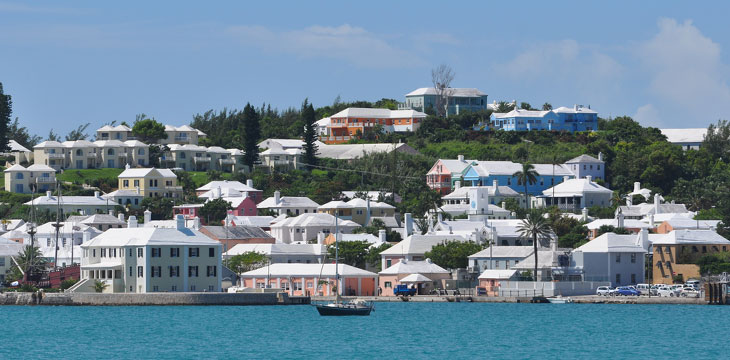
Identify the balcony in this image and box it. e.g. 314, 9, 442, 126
35, 177, 56, 184
166, 186, 183, 192
428, 182, 452, 189
193, 156, 211, 162
219, 158, 235, 165
48, 153, 65, 159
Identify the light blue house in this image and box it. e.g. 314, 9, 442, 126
490, 105, 598, 132
571, 231, 647, 286
461, 161, 575, 196
400, 87, 488, 116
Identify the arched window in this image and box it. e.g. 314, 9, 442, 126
76, 149, 82, 156
107, 149, 114, 155
16, 173, 24, 179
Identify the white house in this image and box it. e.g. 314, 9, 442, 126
537, 176, 613, 210
571, 232, 647, 286
72, 215, 222, 293
25, 191, 114, 216
0, 238, 24, 283
257, 191, 320, 216
223, 243, 326, 264
269, 213, 360, 244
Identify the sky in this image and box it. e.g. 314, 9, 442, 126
2, 1, 730, 138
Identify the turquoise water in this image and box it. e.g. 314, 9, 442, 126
1, 303, 727, 359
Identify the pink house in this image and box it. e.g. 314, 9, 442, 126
426, 156, 474, 195
477, 269, 519, 296
239, 263, 378, 296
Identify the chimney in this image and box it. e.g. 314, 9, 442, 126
274, 190, 281, 205
654, 193, 661, 215
82, 231, 90, 244
649, 214, 655, 228
246, 179, 254, 188
633, 182, 641, 193
94, 191, 100, 198
510, 212, 516, 219
598, 152, 603, 161
0, 223, 6, 232
501, 201, 506, 209
581, 207, 588, 222
46, 191, 52, 198
108, 209, 114, 216
636, 228, 649, 250
448, 225, 453, 234
378, 229, 387, 243
118, 213, 125, 223
617, 210, 625, 229
215, 186, 221, 199
626, 196, 632, 206
143, 209, 152, 224
586, 175, 592, 183
317, 232, 325, 245
574, 104, 578, 111
457, 154, 465, 162
454, 181, 461, 190
404, 213, 414, 237
128, 215, 138, 228
175, 214, 185, 230
563, 176, 569, 182
193, 216, 201, 230
492, 179, 498, 190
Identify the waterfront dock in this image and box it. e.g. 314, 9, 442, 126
0, 291, 311, 306
312, 295, 707, 305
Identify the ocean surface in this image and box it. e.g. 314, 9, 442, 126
1, 302, 727, 359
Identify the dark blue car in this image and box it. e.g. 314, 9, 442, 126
616, 286, 640, 296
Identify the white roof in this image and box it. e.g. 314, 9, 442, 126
541, 178, 612, 197
493, 109, 553, 119
443, 186, 519, 200
224, 243, 325, 257
97, 124, 131, 132
124, 140, 148, 147
470, 160, 573, 177
25, 194, 108, 206
196, 180, 256, 192
77, 214, 126, 225
435, 158, 476, 174
258, 196, 319, 209
576, 233, 646, 253
26, 164, 56, 172
478, 269, 519, 280
399, 273, 433, 283
62, 140, 96, 148
330, 107, 426, 119
257, 139, 306, 150
240, 263, 376, 278
167, 144, 209, 152
650, 230, 730, 245
229, 216, 276, 227
118, 168, 176, 179
8, 140, 30, 152
379, 259, 449, 275
585, 219, 651, 230
34, 140, 63, 148
0, 238, 24, 257
565, 154, 603, 164
103, 189, 144, 198
660, 218, 720, 230
469, 246, 534, 259
4, 164, 26, 172
93, 140, 126, 148
553, 106, 598, 114
405, 87, 487, 97
317, 143, 418, 160
270, 213, 359, 229
318, 200, 352, 209
81, 227, 220, 248
660, 128, 707, 144
380, 234, 469, 256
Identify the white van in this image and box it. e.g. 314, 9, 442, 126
635, 284, 650, 295
686, 280, 700, 290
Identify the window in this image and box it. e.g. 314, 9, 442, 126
169, 266, 180, 277
129, 248, 133, 257
207, 266, 217, 277
137, 248, 143, 258
209, 247, 215, 257
123, 180, 129, 187
151, 248, 161, 257
151, 266, 161, 278
631, 274, 636, 284
631, 253, 637, 263
307, 281, 313, 288
133, 180, 140, 187
495, 260, 500, 268
189, 266, 199, 277
92, 248, 96, 257
189, 248, 199, 257
137, 266, 143, 277
170, 248, 180, 257
172, 286, 177, 292
138, 148, 145, 155
101, 248, 106, 257
190, 285, 196, 292
153, 286, 159, 292
386, 259, 391, 267
384, 281, 392, 288
615, 254, 621, 263
615, 274, 621, 284
0, 258, 4, 267
129, 266, 133, 277
209, 285, 215, 291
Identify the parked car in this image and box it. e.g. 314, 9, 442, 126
393, 284, 417, 296
657, 285, 680, 297
616, 286, 640, 296
650, 284, 660, 296
635, 284, 651, 295
596, 286, 614, 296
680, 286, 700, 298
686, 280, 701, 290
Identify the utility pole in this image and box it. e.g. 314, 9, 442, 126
52, 181, 63, 270
24, 186, 37, 283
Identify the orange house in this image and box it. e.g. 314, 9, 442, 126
323, 108, 426, 144
239, 263, 378, 296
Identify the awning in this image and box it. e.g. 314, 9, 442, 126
400, 273, 432, 283
81, 262, 123, 270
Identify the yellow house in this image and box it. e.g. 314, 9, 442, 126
117, 168, 183, 199
651, 230, 730, 284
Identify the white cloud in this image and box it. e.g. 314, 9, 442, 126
633, 104, 662, 127
226, 24, 425, 68
638, 18, 730, 126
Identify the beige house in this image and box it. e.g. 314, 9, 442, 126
33, 140, 66, 171
260, 143, 302, 171
32, 138, 149, 170
72, 215, 222, 293
117, 168, 182, 199
96, 124, 206, 146
4, 164, 57, 194
96, 124, 133, 141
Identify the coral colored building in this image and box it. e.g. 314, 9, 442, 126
323, 108, 426, 144
239, 263, 378, 296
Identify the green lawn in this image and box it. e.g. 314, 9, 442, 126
57, 168, 124, 185
188, 171, 233, 187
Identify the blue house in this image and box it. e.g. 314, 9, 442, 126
489, 105, 597, 132
400, 87, 488, 116
461, 161, 575, 196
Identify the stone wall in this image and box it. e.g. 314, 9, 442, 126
0, 291, 304, 306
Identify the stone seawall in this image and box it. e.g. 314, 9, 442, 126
0, 292, 310, 306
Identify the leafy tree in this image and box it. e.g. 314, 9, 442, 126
242, 103, 261, 170
513, 163, 539, 209
47, 129, 60, 142
424, 241, 483, 269
132, 118, 167, 143
596, 225, 630, 237
199, 198, 233, 225
517, 210, 553, 279
173, 170, 197, 199
365, 242, 393, 271
147, 144, 168, 168
140, 197, 175, 221
228, 251, 268, 273
0, 82, 11, 151
206, 169, 223, 181
60, 277, 78, 290
301, 99, 318, 167
496, 101, 515, 113
65, 123, 91, 141
93, 279, 108, 293
327, 240, 370, 269
520, 102, 536, 110
703, 119, 730, 161
13, 245, 48, 282
542, 103, 553, 111
352, 218, 402, 242
7, 118, 42, 149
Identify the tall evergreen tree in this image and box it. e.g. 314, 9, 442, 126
242, 103, 260, 170
0, 82, 12, 152
301, 99, 318, 167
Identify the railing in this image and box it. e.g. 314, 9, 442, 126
219, 158, 235, 165
193, 156, 211, 162
48, 153, 65, 159
428, 182, 451, 188
35, 177, 56, 183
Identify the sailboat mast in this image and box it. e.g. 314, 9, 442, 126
334, 212, 340, 303
53, 181, 62, 270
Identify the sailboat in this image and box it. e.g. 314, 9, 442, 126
315, 212, 373, 316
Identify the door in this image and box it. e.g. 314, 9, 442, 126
108, 159, 115, 168
15, 184, 23, 193
76, 160, 83, 169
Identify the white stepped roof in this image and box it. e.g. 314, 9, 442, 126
443, 186, 519, 199
405, 87, 487, 97
576, 233, 646, 253
62, 140, 96, 148
399, 273, 433, 283
649, 230, 730, 245
553, 106, 597, 114
224, 243, 325, 257
478, 269, 519, 279
118, 168, 176, 178
318, 200, 352, 209
270, 213, 359, 229
379, 259, 449, 275
34, 141, 63, 148
660, 128, 707, 144
240, 263, 376, 278
26, 164, 56, 172
330, 107, 426, 119
541, 178, 612, 197
258, 196, 319, 209
4, 164, 26, 172
196, 180, 256, 192
585, 219, 651, 230
380, 234, 469, 256
469, 246, 534, 259
566, 154, 603, 164
82, 227, 219, 247
8, 140, 30, 152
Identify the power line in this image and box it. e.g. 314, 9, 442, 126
298, 162, 424, 181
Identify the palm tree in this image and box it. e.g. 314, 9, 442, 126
15, 245, 47, 280
517, 210, 553, 281
513, 163, 539, 209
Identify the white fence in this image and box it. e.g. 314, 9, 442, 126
499, 281, 610, 297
